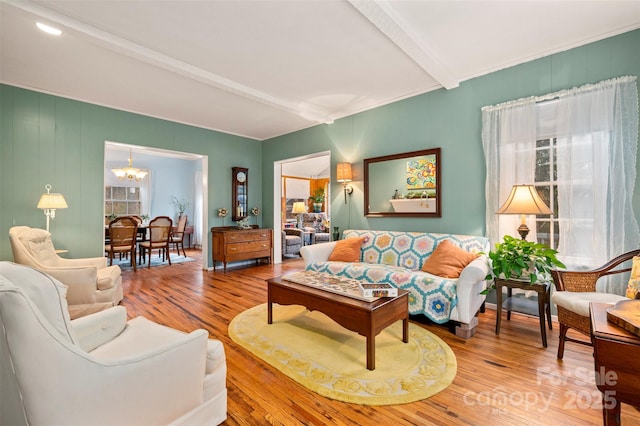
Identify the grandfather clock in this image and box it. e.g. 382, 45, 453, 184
232, 167, 248, 222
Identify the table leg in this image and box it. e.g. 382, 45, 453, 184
402, 316, 409, 343
366, 335, 375, 370
267, 285, 273, 324
495, 281, 502, 335
538, 287, 547, 347
602, 398, 621, 426
546, 287, 553, 330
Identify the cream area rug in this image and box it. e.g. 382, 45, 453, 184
229, 303, 457, 405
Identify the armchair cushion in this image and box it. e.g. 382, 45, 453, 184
552, 291, 626, 317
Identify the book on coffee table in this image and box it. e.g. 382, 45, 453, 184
282, 271, 379, 302
358, 283, 398, 298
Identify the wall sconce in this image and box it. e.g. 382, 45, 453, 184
37, 184, 68, 232
336, 162, 353, 204
291, 201, 307, 229
496, 184, 552, 240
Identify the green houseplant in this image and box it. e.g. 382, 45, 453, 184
309, 188, 325, 213
483, 235, 565, 293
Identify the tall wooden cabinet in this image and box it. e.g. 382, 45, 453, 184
211, 227, 272, 271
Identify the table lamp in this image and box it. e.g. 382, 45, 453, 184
496, 184, 552, 240
291, 202, 306, 229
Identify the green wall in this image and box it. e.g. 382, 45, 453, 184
0, 87, 262, 265
261, 29, 640, 239
2, 30, 639, 265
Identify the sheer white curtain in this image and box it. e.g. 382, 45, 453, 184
139, 171, 152, 219
193, 171, 203, 247
483, 76, 639, 293
482, 99, 538, 246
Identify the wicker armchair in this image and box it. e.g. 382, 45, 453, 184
551, 249, 640, 359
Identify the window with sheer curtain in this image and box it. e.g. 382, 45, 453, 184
482, 76, 639, 292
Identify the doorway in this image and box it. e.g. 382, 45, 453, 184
273, 151, 331, 262
104, 141, 209, 270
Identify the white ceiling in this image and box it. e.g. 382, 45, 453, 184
2, 0, 639, 141
282, 154, 331, 179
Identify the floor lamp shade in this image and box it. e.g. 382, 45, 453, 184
37, 184, 68, 232
496, 184, 552, 240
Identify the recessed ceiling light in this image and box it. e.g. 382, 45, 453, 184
36, 22, 62, 36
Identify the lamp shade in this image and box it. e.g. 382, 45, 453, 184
336, 162, 352, 183
37, 193, 68, 210
496, 184, 552, 215
291, 202, 307, 214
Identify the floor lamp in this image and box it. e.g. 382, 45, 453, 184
496, 184, 551, 240
37, 184, 68, 232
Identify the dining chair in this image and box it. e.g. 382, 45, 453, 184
170, 215, 188, 257
138, 216, 173, 268
105, 216, 139, 271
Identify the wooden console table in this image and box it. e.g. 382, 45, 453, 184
590, 302, 640, 425
211, 226, 272, 271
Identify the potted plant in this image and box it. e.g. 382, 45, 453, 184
171, 196, 191, 218
309, 188, 325, 213
483, 235, 566, 293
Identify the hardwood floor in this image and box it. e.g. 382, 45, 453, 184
121, 249, 639, 425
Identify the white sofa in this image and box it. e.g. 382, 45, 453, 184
0, 262, 227, 425
300, 229, 490, 338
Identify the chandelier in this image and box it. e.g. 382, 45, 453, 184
111, 149, 148, 181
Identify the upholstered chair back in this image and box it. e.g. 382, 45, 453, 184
0, 262, 76, 344
10, 226, 59, 267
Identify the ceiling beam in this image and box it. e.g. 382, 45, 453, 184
348, 0, 459, 90
6, 0, 334, 124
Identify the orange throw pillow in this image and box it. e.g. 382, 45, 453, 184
422, 240, 479, 278
328, 237, 366, 262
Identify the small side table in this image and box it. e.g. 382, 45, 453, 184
495, 278, 552, 347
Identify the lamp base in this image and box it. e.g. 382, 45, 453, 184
517, 224, 530, 240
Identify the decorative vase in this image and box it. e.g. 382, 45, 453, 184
313, 203, 322, 213
332, 226, 340, 241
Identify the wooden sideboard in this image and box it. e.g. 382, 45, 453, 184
211, 227, 272, 271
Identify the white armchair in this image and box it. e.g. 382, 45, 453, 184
9, 225, 123, 319
0, 262, 227, 425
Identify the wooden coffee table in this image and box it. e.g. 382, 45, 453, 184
266, 275, 409, 370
